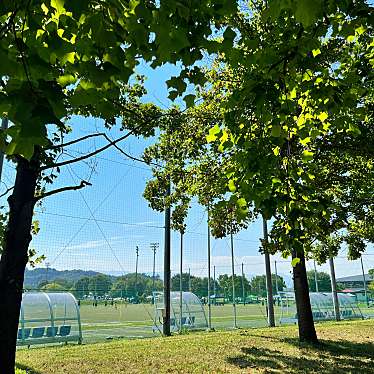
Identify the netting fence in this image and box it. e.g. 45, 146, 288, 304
1, 129, 374, 345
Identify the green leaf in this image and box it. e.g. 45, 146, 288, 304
312, 49, 321, 57
168, 90, 179, 101
302, 150, 314, 162
294, 0, 323, 27
57, 74, 77, 87
291, 258, 301, 267
183, 94, 195, 108
348, 123, 361, 136
271, 124, 281, 137
167, 77, 187, 94
318, 112, 328, 122
347, 35, 355, 43
355, 25, 365, 35
223, 27, 236, 43
228, 179, 236, 192
300, 137, 311, 146
206, 125, 220, 143
273, 146, 280, 156
61, 52, 75, 64
129, 0, 140, 14
51, 0, 65, 15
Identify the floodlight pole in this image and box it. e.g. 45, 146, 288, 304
360, 256, 369, 307
274, 260, 279, 295
329, 257, 340, 321
241, 263, 245, 306
230, 230, 237, 328
213, 265, 216, 305
0, 117, 8, 182
135, 246, 139, 302
313, 260, 319, 293
188, 268, 191, 292
179, 231, 183, 332
207, 206, 212, 330
163, 182, 171, 336
45, 262, 50, 285
262, 217, 275, 327
150, 242, 159, 302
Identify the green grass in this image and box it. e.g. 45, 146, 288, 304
16, 319, 374, 373
76, 302, 278, 342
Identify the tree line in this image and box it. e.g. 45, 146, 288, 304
31, 270, 344, 301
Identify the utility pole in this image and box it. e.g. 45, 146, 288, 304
274, 260, 279, 295
207, 206, 212, 329
179, 231, 183, 331
150, 242, 159, 301
0, 117, 8, 182
313, 260, 319, 293
230, 230, 237, 328
135, 246, 139, 303
262, 217, 275, 327
163, 182, 171, 336
329, 257, 340, 321
360, 256, 369, 307
241, 263, 245, 306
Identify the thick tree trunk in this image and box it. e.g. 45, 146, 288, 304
292, 250, 318, 343
0, 155, 39, 373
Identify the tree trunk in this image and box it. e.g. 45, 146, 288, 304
292, 250, 318, 343
0, 155, 39, 373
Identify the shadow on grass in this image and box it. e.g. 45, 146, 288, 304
16, 363, 43, 374
226, 339, 374, 373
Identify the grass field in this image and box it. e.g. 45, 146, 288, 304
78, 302, 279, 342
70, 301, 374, 343
16, 319, 374, 373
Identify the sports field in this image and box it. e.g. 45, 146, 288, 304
78, 302, 281, 343
40, 299, 373, 343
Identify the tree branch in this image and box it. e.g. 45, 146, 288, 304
34, 180, 92, 201
0, 186, 14, 198
47, 132, 108, 150
101, 133, 161, 167
40, 130, 136, 170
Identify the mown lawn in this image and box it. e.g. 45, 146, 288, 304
16, 319, 374, 373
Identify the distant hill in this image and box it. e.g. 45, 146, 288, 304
24, 267, 104, 288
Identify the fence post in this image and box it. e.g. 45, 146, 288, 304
329, 257, 341, 321
207, 206, 212, 330
135, 246, 139, 302
241, 263, 245, 305
179, 232, 183, 332
360, 256, 369, 307
163, 183, 171, 336
262, 217, 275, 327
230, 231, 237, 328
313, 260, 319, 293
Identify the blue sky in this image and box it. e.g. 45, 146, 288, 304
1, 61, 374, 285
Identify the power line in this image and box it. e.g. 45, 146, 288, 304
35, 210, 164, 230
49, 167, 132, 266
67, 167, 127, 274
